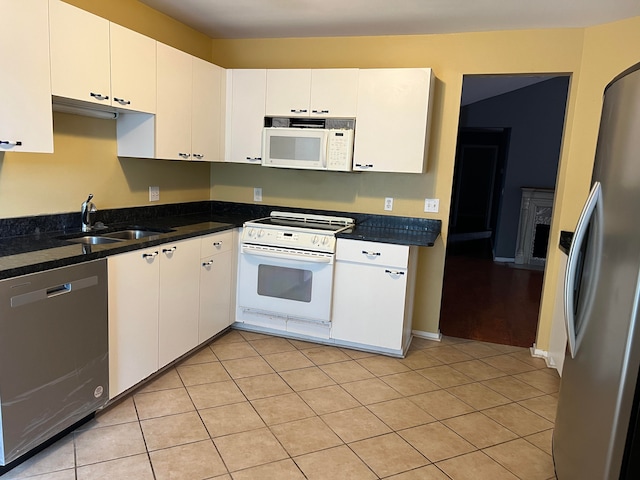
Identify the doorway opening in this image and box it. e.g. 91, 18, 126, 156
440, 74, 570, 347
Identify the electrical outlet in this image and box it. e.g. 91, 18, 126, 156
254, 187, 263, 202
424, 198, 439, 213
384, 197, 393, 211
149, 186, 160, 202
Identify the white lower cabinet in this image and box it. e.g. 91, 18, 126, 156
331, 239, 417, 354
158, 238, 201, 368
198, 231, 235, 342
108, 236, 205, 398
108, 246, 160, 399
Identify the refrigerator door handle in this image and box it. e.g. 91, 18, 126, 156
564, 181, 603, 358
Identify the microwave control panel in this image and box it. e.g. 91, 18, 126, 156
326, 129, 354, 172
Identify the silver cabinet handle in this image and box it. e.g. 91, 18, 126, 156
290, 109, 308, 113
0, 140, 22, 147
142, 251, 158, 258
311, 109, 330, 114
113, 97, 131, 105
162, 246, 177, 253
90, 92, 109, 101
362, 250, 381, 256
246, 157, 261, 162
193, 153, 204, 159
355, 164, 374, 168
385, 269, 405, 276
213, 241, 223, 247
178, 152, 191, 159
202, 260, 214, 267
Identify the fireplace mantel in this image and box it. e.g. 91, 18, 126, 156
515, 187, 554, 266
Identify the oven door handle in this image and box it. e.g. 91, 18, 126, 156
241, 245, 333, 263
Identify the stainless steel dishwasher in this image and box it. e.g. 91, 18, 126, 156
0, 259, 109, 466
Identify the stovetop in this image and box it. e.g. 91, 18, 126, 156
242, 212, 354, 253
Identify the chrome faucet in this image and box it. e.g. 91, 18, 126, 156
81, 194, 97, 232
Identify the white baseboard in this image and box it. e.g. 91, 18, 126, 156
494, 256, 515, 263
412, 329, 442, 342
529, 343, 556, 368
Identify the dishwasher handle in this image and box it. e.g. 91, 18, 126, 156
10, 275, 98, 308
46, 283, 72, 297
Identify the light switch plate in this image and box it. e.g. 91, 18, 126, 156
424, 198, 439, 213
149, 186, 160, 202
254, 187, 263, 202
384, 197, 393, 211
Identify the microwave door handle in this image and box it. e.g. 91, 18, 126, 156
241, 245, 333, 263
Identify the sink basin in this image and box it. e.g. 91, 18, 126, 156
101, 229, 169, 240
66, 236, 124, 245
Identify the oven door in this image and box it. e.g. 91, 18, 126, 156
238, 244, 334, 322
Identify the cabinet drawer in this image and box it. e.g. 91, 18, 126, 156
200, 230, 234, 258
336, 239, 409, 268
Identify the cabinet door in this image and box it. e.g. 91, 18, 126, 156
199, 250, 233, 341
192, 58, 224, 162
108, 249, 160, 399
354, 68, 434, 173
265, 69, 312, 116
0, 0, 53, 153
331, 261, 408, 350
310, 69, 359, 118
110, 23, 156, 113
225, 69, 266, 164
49, 0, 111, 106
156, 43, 193, 160
158, 238, 201, 367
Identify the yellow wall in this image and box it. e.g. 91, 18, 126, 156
209, 29, 587, 341
209, 19, 640, 347
0, 0, 213, 217
62, 0, 212, 60
2, 0, 640, 350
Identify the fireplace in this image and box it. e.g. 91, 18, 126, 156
515, 187, 554, 267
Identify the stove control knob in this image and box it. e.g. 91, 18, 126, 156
247, 228, 255, 237
258, 229, 265, 238
321, 237, 329, 245
312, 235, 319, 244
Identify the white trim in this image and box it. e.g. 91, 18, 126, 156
411, 329, 442, 342
531, 343, 548, 358
494, 256, 515, 263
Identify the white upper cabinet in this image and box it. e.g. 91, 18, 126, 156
50, 0, 157, 114
353, 68, 434, 173
156, 43, 193, 160
192, 58, 224, 162
110, 23, 156, 114
266, 69, 312, 116
49, 0, 111, 107
265, 69, 358, 118
309, 69, 359, 118
0, 0, 53, 153
225, 69, 266, 164
156, 43, 224, 161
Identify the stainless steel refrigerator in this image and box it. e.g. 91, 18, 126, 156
554, 62, 640, 479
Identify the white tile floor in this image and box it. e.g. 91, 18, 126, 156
0, 330, 560, 480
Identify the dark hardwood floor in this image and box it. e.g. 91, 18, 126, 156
439, 238, 544, 347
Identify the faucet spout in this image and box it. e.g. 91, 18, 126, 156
81, 194, 97, 232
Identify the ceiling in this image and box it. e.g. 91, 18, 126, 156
138, 0, 640, 40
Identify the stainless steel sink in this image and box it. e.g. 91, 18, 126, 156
65, 236, 124, 245
101, 229, 168, 240
60, 227, 172, 245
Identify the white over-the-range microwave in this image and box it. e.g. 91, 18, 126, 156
262, 118, 355, 171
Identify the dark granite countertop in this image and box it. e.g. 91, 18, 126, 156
0, 201, 441, 280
